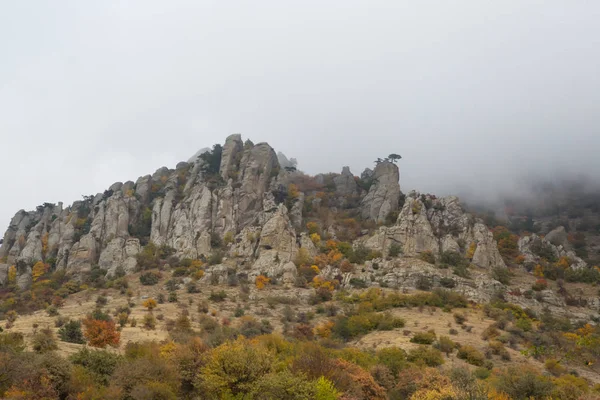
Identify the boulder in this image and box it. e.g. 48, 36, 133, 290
545, 226, 569, 249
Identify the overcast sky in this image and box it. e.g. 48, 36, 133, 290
1, 1, 599, 231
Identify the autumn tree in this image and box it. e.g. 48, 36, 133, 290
7, 265, 16, 284
194, 337, 275, 396
255, 275, 271, 290
31, 261, 49, 282
142, 298, 158, 311
83, 318, 120, 348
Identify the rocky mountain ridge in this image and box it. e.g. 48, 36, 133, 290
0, 135, 580, 306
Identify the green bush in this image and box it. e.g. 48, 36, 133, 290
494, 366, 553, 399
32, 327, 58, 353
435, 336, 456, 355
58, 320, 85, 344
332, 312, 405, 341
388, 243, 403, 258
139, 271, 161, 286
492, 267, 511, 285
70, 348, 123, 386
439, 277, 456, 288
457, 345, 485, 366
407, 346, 444, 366
410, 330, 436, 345
209, 290, 227, 302
419, 251, 436, 264
349, 278, 368, 288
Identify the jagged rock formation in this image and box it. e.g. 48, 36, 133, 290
360, 161, 400, 223
518, 228, 587, 270
361, 192, 506, 269
0, 135, 509, 291
333, 167, 357, 197
276, 151, 298, 170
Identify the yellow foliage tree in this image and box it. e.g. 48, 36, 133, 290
255, 275, 271, 290
143, 298, 158, 311
7, 265, 16, 284
32, 261, 49, 282
310, 233, 321, 245
466, 243, 476, 260
314, 320, 334, 338
533, 264, 544, 278
556, 256, 571, 269
312, 276, 335, 292
288, 184, 299, 199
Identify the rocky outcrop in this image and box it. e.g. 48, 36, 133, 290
545, 226, 569, 249
0, 135, 285, 282
252, 205, 298, 274
0, 135, 505, 290
219, 134, 243, 180
518, 233, 587, 270
360, 192, 506, 269
360, 162, 400, 223
334, 167, 357, 197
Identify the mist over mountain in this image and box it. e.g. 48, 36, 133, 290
2, 1, 600, 232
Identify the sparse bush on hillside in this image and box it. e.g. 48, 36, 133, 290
209, 290, 227, 302
32, 327, 58, 353
457, 345, 485, 366
407, 346, 444, 367
139, 271, 161, 286
419, 251, 436, 264
410, 330, 436, 345
58, 320, 85, 344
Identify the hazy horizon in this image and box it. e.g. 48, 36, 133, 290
2, 1, 599, 231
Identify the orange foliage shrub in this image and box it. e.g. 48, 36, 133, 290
255, 275, 271, 290
332, 358, 387, 400
556, 256, 571, 269
315, 249, 344, 267
83, 319, 120, 348
314, 320, 334, 338
143, 298, 158, 311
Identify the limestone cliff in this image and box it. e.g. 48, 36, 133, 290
0, 135, 509, 291
360, 192, 506, 270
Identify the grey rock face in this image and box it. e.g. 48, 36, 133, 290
333, 167, 357, 197
545, 226, 569, 248
219, 134, 243, 180
237, 143, 279, 228
360, 161, 400, 223
360, 193, 506, 269
0, 264, 8, 285
518, 233, 587, 270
